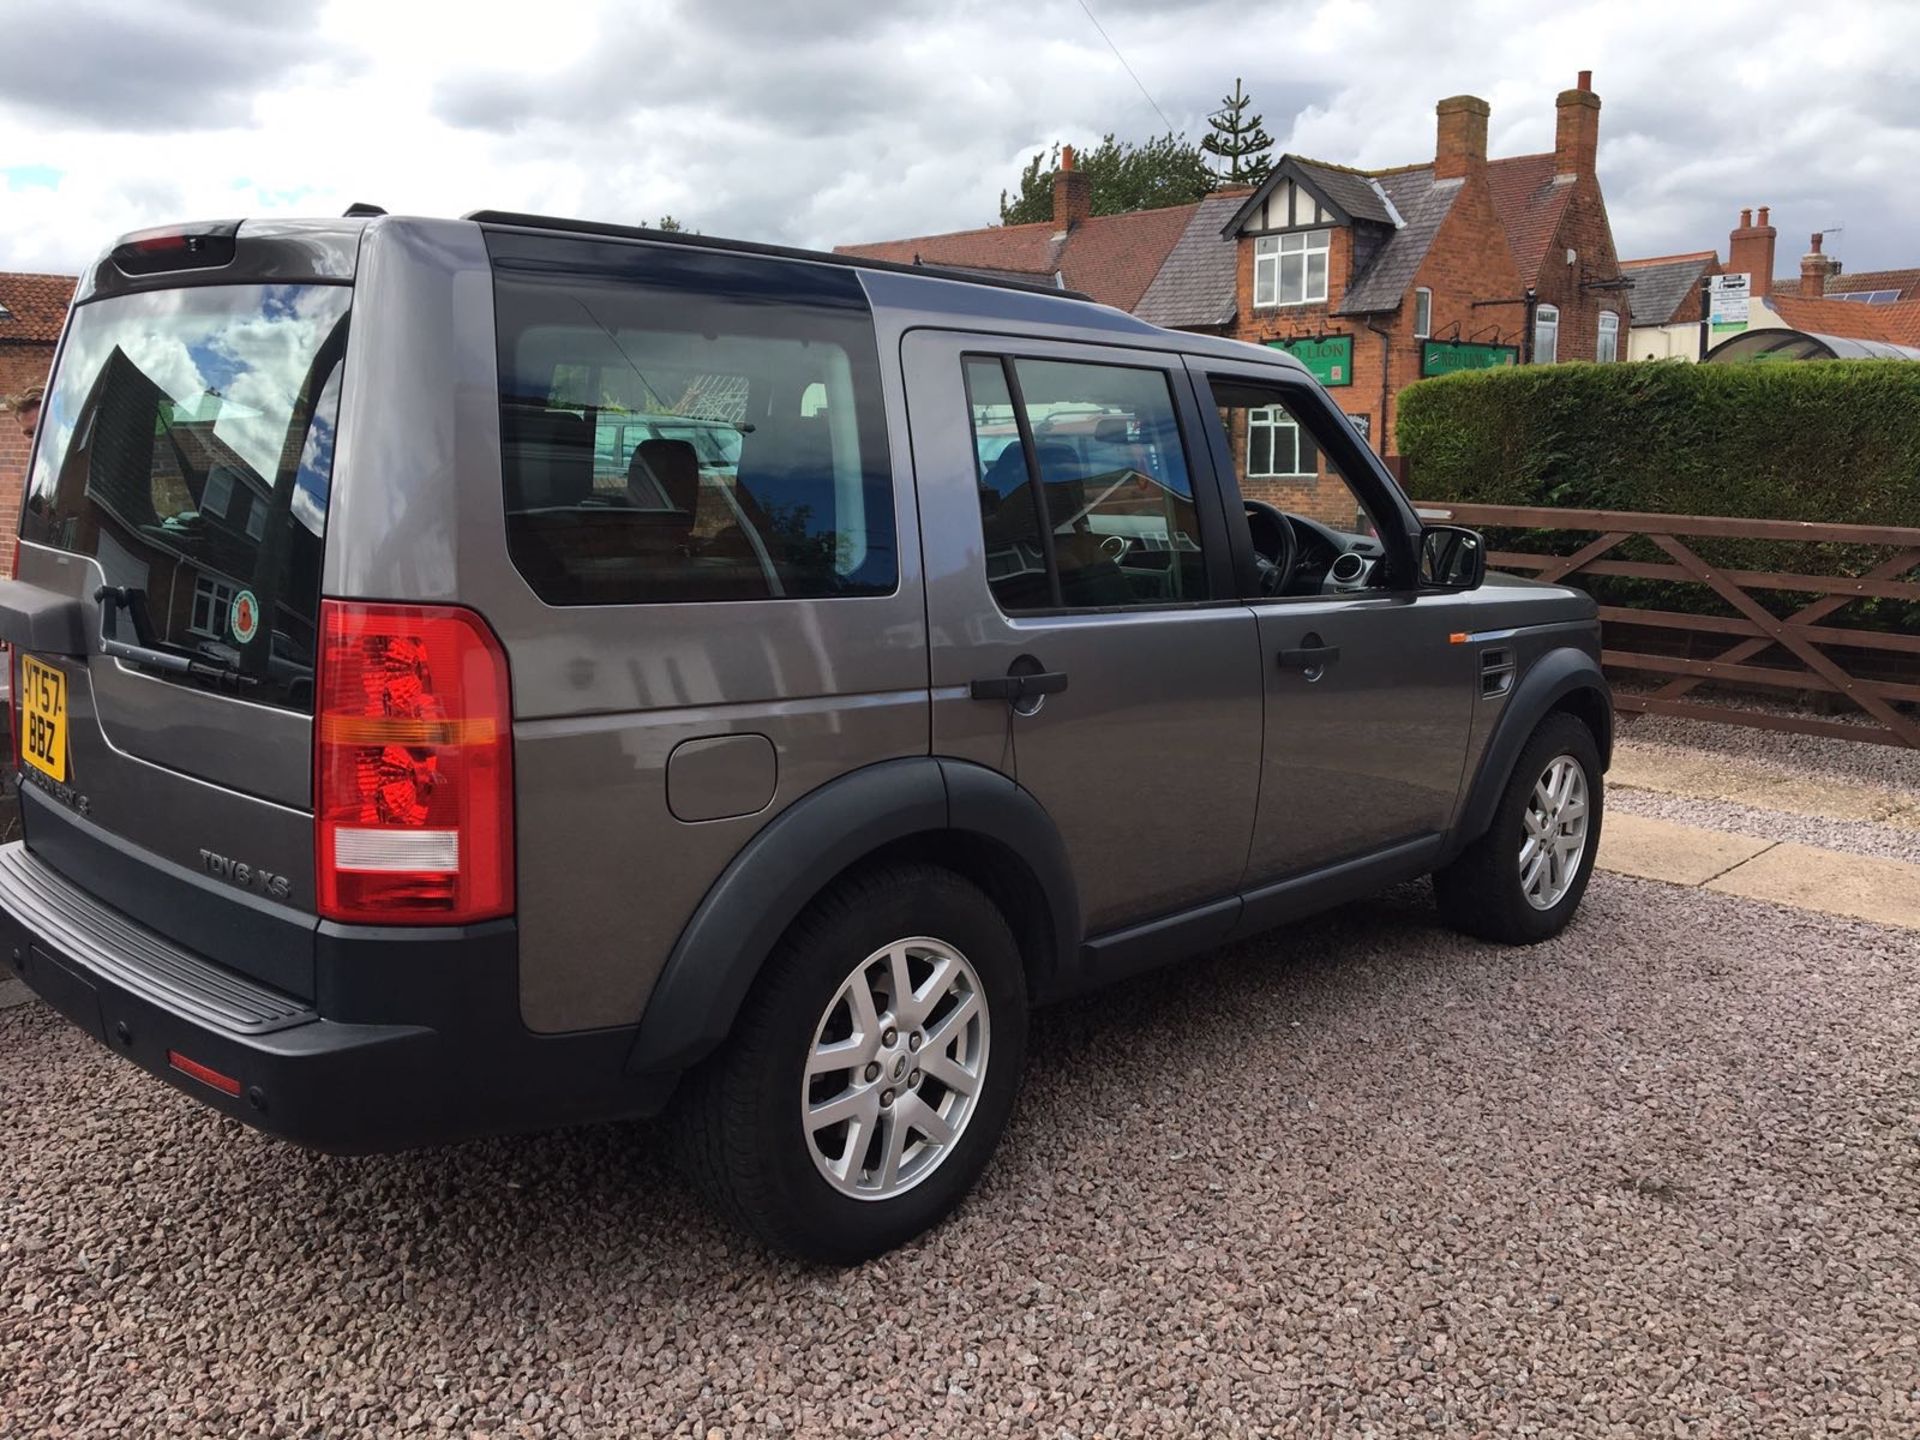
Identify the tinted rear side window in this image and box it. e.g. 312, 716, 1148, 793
486, 233, 897, 605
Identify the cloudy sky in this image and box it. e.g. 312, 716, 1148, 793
4, 0, 1919, 278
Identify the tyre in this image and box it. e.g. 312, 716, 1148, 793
1434, 711, 1603, 945
676, 862, 1028, 1264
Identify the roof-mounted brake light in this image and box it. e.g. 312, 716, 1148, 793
111, 221, 241, 276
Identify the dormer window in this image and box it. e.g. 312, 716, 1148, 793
1254, 229, 1331, 308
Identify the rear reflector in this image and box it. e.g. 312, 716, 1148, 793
168, 1051, 242, 1097
314, 600, 514, 925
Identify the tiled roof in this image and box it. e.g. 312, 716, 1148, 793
1619, 252, 1717, 326
1485, 152, 1577, 283
1766, 294, 1907, 342
1291, 159, 1397, 226
0, 271, 76, 345
1337, 167, 1459, 315
1133, 194, 1246, 329
1827, 268, 1920, 299
1875, 298, 1920, 346
838, 219, 1061, 277
1774, 267, 1920, 301
836, 201, 1199, 313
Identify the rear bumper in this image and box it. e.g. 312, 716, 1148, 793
0, 841, 675, 1152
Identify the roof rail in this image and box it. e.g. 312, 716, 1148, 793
461, 210, 1094, 303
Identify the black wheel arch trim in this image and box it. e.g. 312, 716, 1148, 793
1451, 647, 1612, 852
624, 757, 1080, 1076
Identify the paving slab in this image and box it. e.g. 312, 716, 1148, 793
1611, 741, 1920, 830
0, 976, 34, 1010
1597, 811, 1776, 887
1707, 841, 1920, 931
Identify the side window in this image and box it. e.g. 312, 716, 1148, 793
491, 245, 896, 605
1533, 304, 1560, 364
963, 358, 1052, 610
1211, 377, 1390, 596
962, 355, 1210, 611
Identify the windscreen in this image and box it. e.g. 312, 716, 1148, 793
22, 283, 350, 712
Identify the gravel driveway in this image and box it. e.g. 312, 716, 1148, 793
3, 873, 1917, 1438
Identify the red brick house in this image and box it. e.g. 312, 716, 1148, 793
836, 146, 1206, 310
1, 271, 77, 575
842, 74, 1626, 461
1138, 72, 1626, 453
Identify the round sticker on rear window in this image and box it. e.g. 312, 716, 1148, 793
230, 589, 260, 645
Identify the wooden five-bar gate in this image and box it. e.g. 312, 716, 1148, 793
1416, 503, 1920, 749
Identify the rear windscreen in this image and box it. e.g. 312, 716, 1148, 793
23, 283, 350, 712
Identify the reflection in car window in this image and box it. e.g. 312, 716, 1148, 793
962, 355, 1208, 611
22, 282, 348, 712
963, 358, 1052, 610
1211, 380, 1378, 540
491, 242, 896, 606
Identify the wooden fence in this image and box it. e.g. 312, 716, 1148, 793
1415, 502, 1920, 749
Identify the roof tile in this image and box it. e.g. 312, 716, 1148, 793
0, 272, 77, 345
1134, 194, 1246, 328
1619, 253, 1716, 326
837, 202, 1198, 312
1766, 294, 1906, 343
1336, 167, 1458, 315
1484, 153, 1576, 282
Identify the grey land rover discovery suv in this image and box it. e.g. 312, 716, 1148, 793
0, 211, 1609, 1262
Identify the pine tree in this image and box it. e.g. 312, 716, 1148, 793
1202, 79, 1276, 187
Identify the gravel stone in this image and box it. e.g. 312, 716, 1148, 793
3, 874, 1918, 1437
1608, 786, 1920, 866
1617, 701, 1920, 794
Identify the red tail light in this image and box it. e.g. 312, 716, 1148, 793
315, 600, 514, 925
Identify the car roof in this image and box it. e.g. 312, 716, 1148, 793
82, 208, 1313, 382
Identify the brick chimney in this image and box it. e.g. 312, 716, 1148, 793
1800, 231, 1839, 297
1434, 95, 1490, 181
1727, 205, 1777, 298
1052, 145, 1092, 229
1554, 69, 1601, 177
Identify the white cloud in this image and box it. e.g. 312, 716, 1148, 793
4, 0, 1920, 278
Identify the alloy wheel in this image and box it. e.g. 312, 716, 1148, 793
1520, 753, 1590, 911
802, 937, 990, 1201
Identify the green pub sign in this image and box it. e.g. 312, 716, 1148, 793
1266, 335, 1352, 387
1421, 339, 1519, 377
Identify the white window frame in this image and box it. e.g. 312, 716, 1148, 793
1413, 287, 1432, 339
1247, 406, 1316, 478
202, 467, 234, 518
1533, 304, 1560, 365
1253, 228, 1331, 308
1596, 310, 1619, 363
190, 574, 235, 638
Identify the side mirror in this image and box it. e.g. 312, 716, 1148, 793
1419, 524, 1487, 590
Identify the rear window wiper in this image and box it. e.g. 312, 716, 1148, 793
93, 585, 261, 689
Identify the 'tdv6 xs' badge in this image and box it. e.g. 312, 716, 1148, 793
198, 849, 292, 901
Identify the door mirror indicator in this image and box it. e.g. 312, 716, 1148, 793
1419, 525, 1487, 590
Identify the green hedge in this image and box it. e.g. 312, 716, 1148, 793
1395, 360, 1920, 528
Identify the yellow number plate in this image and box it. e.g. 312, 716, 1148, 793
20, 654, 68, 783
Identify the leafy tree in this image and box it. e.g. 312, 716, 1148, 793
1201, 78, 1276, 187
654, 214, 685, 232
998, 133, 1215, 225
